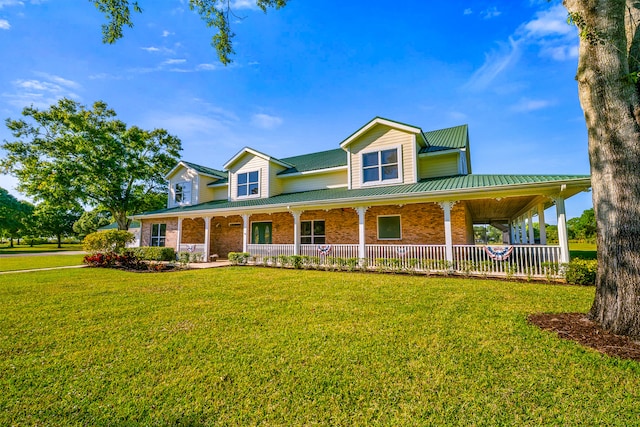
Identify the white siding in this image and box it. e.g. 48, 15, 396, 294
348, 126, 417, 189
229, 154, 270, 201
280, 170, 348, 193
167, 167, 198, 208
200, 185, 228, 202
418, 153, 460, 179
269, 164, 287, 197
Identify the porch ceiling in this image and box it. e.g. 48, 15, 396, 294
466, 195, 544, 223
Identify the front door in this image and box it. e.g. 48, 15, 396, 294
252, 222, 272, 244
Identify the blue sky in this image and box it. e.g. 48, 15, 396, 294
0, 0, 591, 220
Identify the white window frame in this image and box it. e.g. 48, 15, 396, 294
173, 181, 192, 206
151, 223, 167, 247
361, 145, 403, 186
377, 215, 402, 240
237, 170, 260, 199
301, 220, 326, 244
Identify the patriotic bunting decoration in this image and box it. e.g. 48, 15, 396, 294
317, 244, 332, 255
484, 245, 513, 261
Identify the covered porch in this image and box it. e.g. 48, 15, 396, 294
165, 193, 576, 279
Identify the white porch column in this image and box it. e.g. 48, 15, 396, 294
527, 210, 535, 245
439, 201, 455, 264
520, 216, 527, 244
176, 217, 183, 253
510, 220, 517, 244
203, 216, 211, 261
554, 196, 570, 263
291, 210, 301, 256
538, 203, 547, 245
356, 207, 368, 261
242, 214, 250, 253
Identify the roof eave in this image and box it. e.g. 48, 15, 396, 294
132, 177, 591, 220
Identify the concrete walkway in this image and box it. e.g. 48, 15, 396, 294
0, 251, 231, 274
0, 265, 88, 275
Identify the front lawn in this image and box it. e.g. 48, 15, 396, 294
0, 243, 83, 254
0, 254, 85, 272
1, 268, 637, 425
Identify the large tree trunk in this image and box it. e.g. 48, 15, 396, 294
564, 0, 640, 337
113, 210, 130, 231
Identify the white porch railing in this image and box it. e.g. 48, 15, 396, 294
247, 244, 295, 259
244, 243, 564, 279
300, 244, 359, 258
366, 244, 448, 271
452, 245, 562, 278
177, 243, 205, 255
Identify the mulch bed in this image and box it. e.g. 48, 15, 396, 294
528, 313, 640, 362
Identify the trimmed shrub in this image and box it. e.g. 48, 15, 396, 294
83, 230, 134, 253
131, 246, 176, 261
564, 259, 597, 285
228, 252, 250, 265
83, 251, 144, 269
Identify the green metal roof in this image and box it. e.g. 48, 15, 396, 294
278, 148, 347, 175
182, 161, 228, 179
137, 174, 590, 217
98, 220, 140, 230
421, 124, 468, 153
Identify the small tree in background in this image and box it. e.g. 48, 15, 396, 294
73, 209, 113, 239
35, 202, 83, 248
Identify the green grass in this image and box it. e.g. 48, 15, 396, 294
0, 243, 83, 254
569, 242, 597, 260
1, 267, 638, 425
0, 255, 85, 272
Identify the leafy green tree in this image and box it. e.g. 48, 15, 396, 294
93, 0, 287, 65
0, 188, 20, 237
35, 202, 83, 248
2, 98, 181, 231
567, 208, 596, 241
0, 196, 34, 248
73, 209, 113, 239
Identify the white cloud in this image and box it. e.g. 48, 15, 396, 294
251, 113, 283, 130
34, 72, 81, 89
511, 98, 554, 112
464, 37, 521, 92
0, 0, 23, 8
481, 6, 501, 19
463, 8, 472, 16
232, 0, 259, 10
522, 4, 574, 38
3, 74, 81, 109
197, 63, 219, 71
464, 3, 578, 92
161, 30, 173, 37
141, 46, 161, 52
518, 4, 578, 61
163, 58, 187, 65
0, 18, 9, 29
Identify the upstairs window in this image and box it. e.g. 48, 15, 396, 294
151, 224, 166, 247
174, 181, 191, 205
237, 171, 259, 197
362, 148, 400, 184
301, 220, 326, 244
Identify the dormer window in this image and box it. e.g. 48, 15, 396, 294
362, 147, 401, 185
174, 181, 191, 205
237, 171, 259, 197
